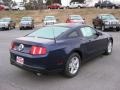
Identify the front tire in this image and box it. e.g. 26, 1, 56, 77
20, 27, 22, 30
64, 53, 81, 78
104, 40, 113, 55
101, 25, 105, 31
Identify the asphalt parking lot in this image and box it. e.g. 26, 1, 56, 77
0, 28, 120, 90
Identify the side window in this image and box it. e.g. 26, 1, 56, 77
68, 31, 79, 38
80, 27, 96, 37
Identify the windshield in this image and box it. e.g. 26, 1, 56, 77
70, 15, 83, 20
101, 15, 116, 20
0, 18, 11, 22
44, 16, 56, 21
27, 26, 69, 39
21, 17, 32, 21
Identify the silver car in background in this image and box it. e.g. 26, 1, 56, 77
42, 16, 58, 26
19, 17, 34, 30
0, 18, 16, 30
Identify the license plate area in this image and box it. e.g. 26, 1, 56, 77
16, 56, 24, 65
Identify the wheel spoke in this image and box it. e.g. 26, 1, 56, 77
68, 56, 79, 74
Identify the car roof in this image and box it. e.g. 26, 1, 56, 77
45, 16, 55, 18
22, 17, 33, 19
69, 15, 81, 17
52, 23, 86, 28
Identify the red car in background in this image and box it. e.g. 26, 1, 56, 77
0, 5, 4, 11
48, 3, 64, 9
66, 15, 85, 24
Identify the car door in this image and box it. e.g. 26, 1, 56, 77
79, 26, 108, 59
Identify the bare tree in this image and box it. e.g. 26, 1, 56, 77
3, 0, 13, 8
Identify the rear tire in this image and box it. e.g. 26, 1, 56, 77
112, 6, 115, 9
96, 6, 100, 9
7, 26, 11, 30
93, 25, 96, 29
20, 27, 22, 30
64, 53, 81, 78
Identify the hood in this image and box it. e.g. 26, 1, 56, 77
103, 19, 119, 24
0, 22, 9, 25
103, 19, 119, 22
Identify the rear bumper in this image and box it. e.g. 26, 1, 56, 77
10, 58, 48, 73
20, 26, 32, 28
10, 50, 66, 73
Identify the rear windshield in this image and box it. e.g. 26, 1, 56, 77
27, 26, 69, 39
21, 17, 32, 21
70, 16, 82, 20
44, 17, 56, 21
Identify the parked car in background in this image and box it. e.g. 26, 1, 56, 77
0, 18, 16, 30
95, 1, 120, 9
12, 2, 25, 10
10, 23, 113, 78
42, 16, 58, 25
12, 5, 25, 10
48, 3, 64, 9
19, 17, 34, 30
3, 5, 10, 10
0, 5, 9, 10
67, 2, 86, 9
93, 14, 120, 31
0, 5, 4, 11
66, 15, 85, 24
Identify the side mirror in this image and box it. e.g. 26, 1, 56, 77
96, 31, 102, 36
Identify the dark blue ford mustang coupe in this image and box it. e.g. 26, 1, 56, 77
10, 23, 113, 78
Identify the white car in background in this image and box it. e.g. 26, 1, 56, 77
42, 16, 58, 26
67, 2, 86, 8
12, 5, 25, 10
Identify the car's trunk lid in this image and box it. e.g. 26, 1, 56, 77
12, 37, 55, 54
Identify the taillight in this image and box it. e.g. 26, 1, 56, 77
11, 42, 16, 50
30, 46, 47, 55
